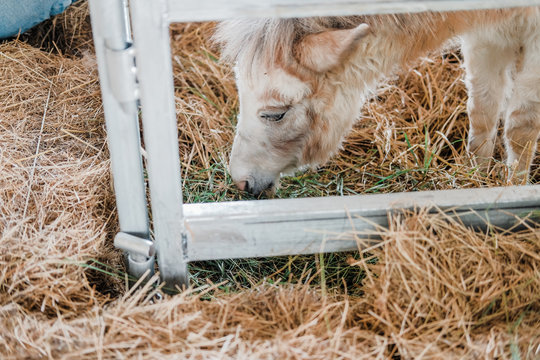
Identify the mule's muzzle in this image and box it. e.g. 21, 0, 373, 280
236, 180, 248, 192
235, 177, 275, 196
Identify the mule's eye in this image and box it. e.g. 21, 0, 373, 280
258, 108, 289, 122
260, 112, 286, 122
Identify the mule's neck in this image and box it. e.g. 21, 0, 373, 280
342, 10, 514, 97
384, 12, 473, 64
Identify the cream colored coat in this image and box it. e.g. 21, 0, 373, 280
215, 8, 540, 195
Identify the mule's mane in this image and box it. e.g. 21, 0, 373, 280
214, 11, 514, 70
213, 14, 444, 67
213, 17, 365, 66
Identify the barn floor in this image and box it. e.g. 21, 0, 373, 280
1, 2, 539, 359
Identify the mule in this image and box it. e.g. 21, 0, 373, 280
214, 8, 540, 195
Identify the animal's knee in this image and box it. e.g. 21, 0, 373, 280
467, 101, 500, 158
465, 79, 507, 139
505, 68, 540, 137
468, 107, 498, 132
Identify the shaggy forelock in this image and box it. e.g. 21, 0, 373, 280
212, 17, 365, 68
213, 19, 293, 66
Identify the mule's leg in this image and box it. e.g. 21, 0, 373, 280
461, 35, 514, 170
505, 67, 540, 183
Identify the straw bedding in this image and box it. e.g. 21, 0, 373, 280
1, 2, 538, 359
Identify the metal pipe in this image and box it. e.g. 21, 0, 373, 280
115, 232, 155, 258
165, 0, 540, 22
88, 0, 153, 275
130, 0, 189, 289
183, 185, 540, 261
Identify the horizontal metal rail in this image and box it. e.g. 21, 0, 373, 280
166, 0, 540, 23
184, 186, 540, 261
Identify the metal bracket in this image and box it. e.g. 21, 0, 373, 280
115, 232, 156, 281
104, 43, 139, 104
114, 232, 155, 258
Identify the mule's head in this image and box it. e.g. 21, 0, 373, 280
215, 20, 371, 195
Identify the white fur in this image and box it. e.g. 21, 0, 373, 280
462, 9, 540, 180
224, 9, 540, 193
229, 65, 311, 191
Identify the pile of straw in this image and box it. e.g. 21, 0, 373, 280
1, 2, 538, 358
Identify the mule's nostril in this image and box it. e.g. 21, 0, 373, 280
235, 178, 273, 195
236, 180, 248, 192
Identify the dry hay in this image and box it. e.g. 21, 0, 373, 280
1, 2, 539, 359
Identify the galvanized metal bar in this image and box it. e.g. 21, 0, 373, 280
165, 0, 540, 23
184, 185, 540, 261
92, 0, 540, 287
103, 45, 139, 103
88, 0, 154, 279
114, 232, 156, 258
130, 0, 189, 289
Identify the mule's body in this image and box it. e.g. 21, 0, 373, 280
215, 7, 540, 195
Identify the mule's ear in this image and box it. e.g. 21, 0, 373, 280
295, 23, 370, 73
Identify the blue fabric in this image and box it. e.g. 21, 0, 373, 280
0, 0, 76, 38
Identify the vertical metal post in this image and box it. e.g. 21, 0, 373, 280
130, 0, 189, 288
88, 0, 154, 279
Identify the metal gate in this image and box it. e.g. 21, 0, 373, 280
88, 0, 540, 289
